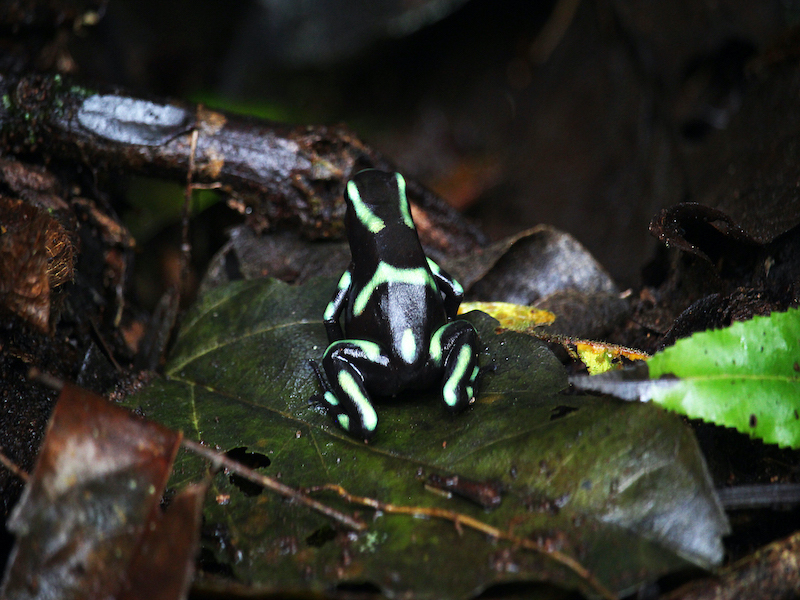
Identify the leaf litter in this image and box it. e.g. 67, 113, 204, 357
0, 382, 199, 600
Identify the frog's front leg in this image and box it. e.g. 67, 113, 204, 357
426, 258, 464, 319
323, 266, 353, 342
431, 321, 480, 412
319, 339, 393, 440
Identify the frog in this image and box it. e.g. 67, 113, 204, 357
315, 169, 480, 441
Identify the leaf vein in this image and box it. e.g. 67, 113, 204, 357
168, 319, 320, 374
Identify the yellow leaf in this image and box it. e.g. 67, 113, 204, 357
575, 341, 649, 375
459, 301, 555, 331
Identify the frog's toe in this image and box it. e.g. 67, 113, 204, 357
441, 344, 480, 413
321, 390, 378, 441
442, 379, 476, 413
337, 411, 377, 442
330, 406, 378, 441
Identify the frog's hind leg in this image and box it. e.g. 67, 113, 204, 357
319, 339, 392, 441
431, 320, 480, 413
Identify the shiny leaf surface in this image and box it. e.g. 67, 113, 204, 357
126, 278, 728, 598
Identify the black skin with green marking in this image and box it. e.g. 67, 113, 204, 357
316, 169, 480, 441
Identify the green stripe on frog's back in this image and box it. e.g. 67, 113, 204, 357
348, 180, 385, 234
353, 263, 436, 316
323, 339, 382, 362
395, 173, 415, 229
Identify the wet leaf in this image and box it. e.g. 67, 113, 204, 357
1, 383, 187, 600
121, 482, 207, 600
647, 308, 800, 449
456, 225, 618, 303
126, 277, 729, 598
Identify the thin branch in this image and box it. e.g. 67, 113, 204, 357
0, 73, 486, 254
181, 438, 366, 532
27, 367, 65, 391
0, 448, 29, 482
180, 127, 199, 303
307, 483, 618, 600
717, 483, 800, 510
89, 316, 124, 372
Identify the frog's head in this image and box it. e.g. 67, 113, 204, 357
344, 169, 416, 236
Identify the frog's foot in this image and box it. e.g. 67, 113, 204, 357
320, 340, 392, 441
432, 320, 480, 413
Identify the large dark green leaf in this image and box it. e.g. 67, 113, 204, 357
125, 278, 728, 598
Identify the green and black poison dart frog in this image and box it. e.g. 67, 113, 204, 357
315, 169, 480, 441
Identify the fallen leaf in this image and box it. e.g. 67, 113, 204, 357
455, 225, 618, 302
1, 383, 186, 599
121, 482, 207, 600
125, 277, 729, 598
575, 340, 649, 375
0, 196, 74, 331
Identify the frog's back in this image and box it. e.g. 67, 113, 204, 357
342, 170, 448, 373
345, 263, 446, 368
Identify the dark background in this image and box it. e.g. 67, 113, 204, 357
64, 0, 787, 288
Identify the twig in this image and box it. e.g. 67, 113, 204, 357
0, 448, 29, 482
27, 367, 65, 391
88, 316, 124, 372
307, 483, 617, 600
181, 438, 366, 532
717, 483, 800, 510
179, 127, 200, 306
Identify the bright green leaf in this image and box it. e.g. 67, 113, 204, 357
647, 308, 800, 449
124, 278, 729, 598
